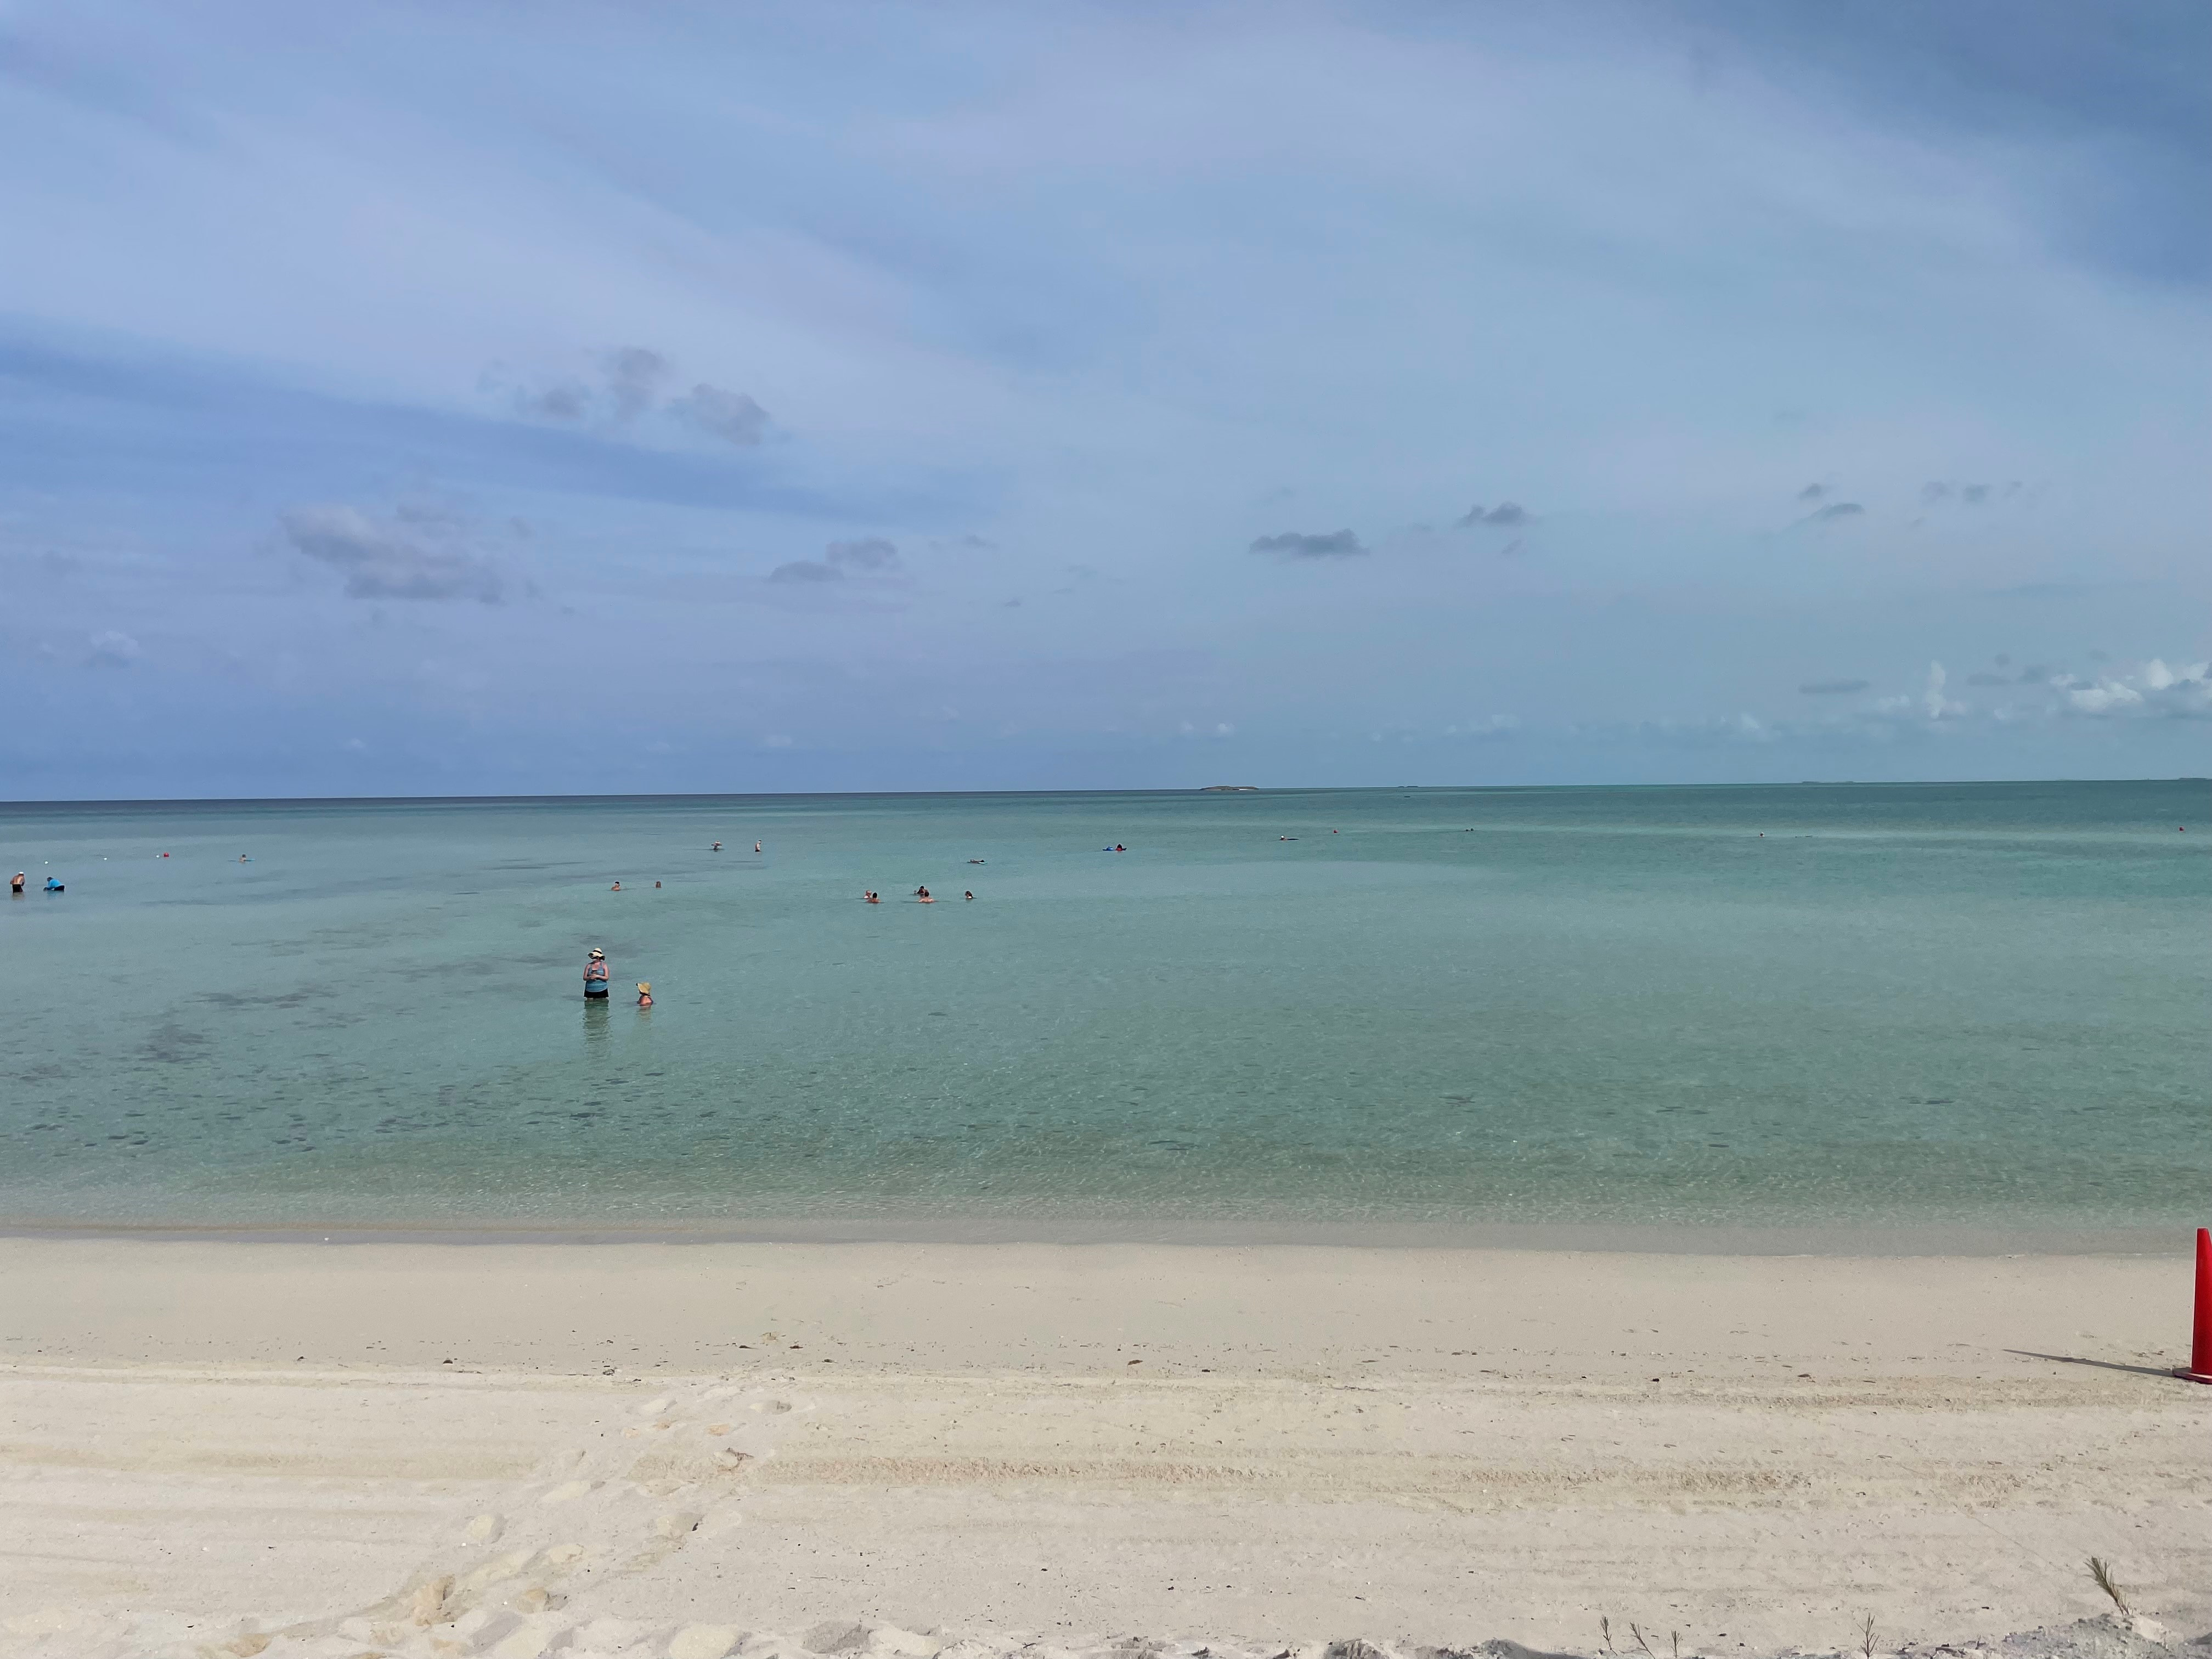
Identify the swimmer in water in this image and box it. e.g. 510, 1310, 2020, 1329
963, 890, 974, 901
10, 872, 22, 895
755, 841, 762, 854
712, 842, 723, 851
654, 881, 662, 888
916, 885, 934, 902
636, 981, 653, 1008
584, 948, 611, 1000
865, 890, 879, 903
610, 881, 622, 891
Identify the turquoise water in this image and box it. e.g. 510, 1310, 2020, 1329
2, 782, 2207, 1235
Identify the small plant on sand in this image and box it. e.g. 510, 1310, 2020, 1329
1600, 1617, 1615, 1655
1629, 1623, 1657, 1657
1671, 1632, 1681, 1659
2088, 1557, 2131, 1618
1859, 1613, 1878, 1659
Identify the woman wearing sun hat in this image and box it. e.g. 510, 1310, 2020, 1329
584, 947, 611, 1000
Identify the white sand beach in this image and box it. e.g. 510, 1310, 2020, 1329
2, 1239, 2207, 1659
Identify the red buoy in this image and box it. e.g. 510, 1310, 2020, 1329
2179, 1227, 2212, 1384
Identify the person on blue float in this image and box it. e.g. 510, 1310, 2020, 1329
584, 948, 611, 1000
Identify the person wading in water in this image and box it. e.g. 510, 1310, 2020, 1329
584, 947, 611, 1001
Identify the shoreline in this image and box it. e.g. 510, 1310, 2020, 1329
0, 1214, 2192, 1256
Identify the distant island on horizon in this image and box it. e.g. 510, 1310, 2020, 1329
1199, 784, 1260, 792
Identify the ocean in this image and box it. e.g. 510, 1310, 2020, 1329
3, 781, 2205, 1242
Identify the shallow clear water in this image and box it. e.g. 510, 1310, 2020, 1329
2, 782, 2207, 1234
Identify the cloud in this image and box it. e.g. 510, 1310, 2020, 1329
282, 504, 507, 602
518, 380, 590, 421
2062, 658, 2212, 719
769, 537, 902, 583
88, 629, 141, 667
601, 347, 670, 420
826, 537, 898, 571
1923, 480, 1994, 505
1798, 678, 1869, 695
671, 383, 771, 446
1807, 501, 1865, 521
1455, 503, 1532, 528
500, 347, 770, 442
1797, 483, 1827, 501
1922, 661, 1963, 719
1249, 529, 1365, 559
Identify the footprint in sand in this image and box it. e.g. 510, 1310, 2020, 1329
308, 1382, 809, 1647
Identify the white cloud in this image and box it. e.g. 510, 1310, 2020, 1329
1922, 661, 1965, 719
2064, 658, 2211, 718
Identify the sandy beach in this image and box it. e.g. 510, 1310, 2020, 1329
2, 1238, 2207, 1659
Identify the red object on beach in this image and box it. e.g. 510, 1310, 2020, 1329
2180, 1227, 2212, 1384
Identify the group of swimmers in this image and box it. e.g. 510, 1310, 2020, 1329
11, 872, 61, 894
582, 840, 792, 1004
861, 887, 976, 903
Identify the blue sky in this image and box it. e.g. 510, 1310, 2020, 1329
2, 0, 2206, 798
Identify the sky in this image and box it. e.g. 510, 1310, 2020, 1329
2, 0, 2207, 799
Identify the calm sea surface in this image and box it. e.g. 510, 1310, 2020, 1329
2, 782, 2206, 1238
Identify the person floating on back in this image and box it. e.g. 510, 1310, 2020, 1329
584, 948, 611, 1000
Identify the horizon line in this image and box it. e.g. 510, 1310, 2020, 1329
4, 776, 2204, 811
